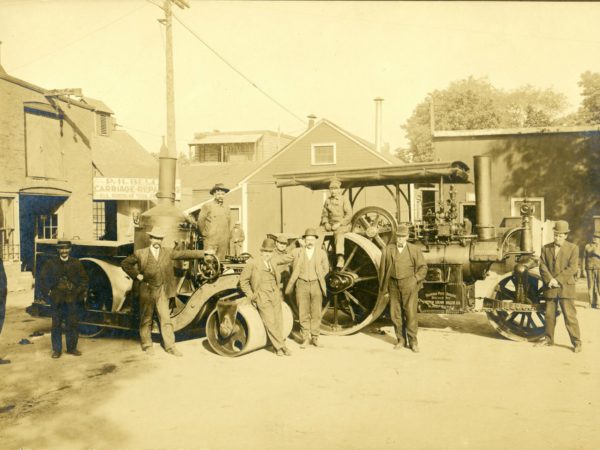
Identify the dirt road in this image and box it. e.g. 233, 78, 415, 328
1, 286, 599, 450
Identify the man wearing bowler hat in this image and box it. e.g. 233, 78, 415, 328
537, 220, 582, 352
239, 238, 292, 356
39, 240, 89, 359
198, 183, 231, 260
378, 224, 427, 353
285, 228, 330, 348
121, 226, 205, 356
320, 178, 352, 269
584, 232, 600, 309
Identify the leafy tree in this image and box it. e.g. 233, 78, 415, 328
401, 77, 568, 162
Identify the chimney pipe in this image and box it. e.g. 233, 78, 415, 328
307, 114, 316, 129
374, 97, 383, 153
157, 136, 177, 204
474, 155, 495, 240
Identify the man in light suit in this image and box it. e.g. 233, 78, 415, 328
537, 220, 582, 352
285, 228, 330, 348
121, 227, 204, 356
239, 238, 292, 356
378, 224, 427, 353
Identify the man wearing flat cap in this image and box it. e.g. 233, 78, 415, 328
320, 178, 352, 269
198, 183, 231, 260
239, 238, 292, 356
285, 228, 330, 348
378, 224, 427, 353
584, 231, 600, 309
537, 220, 582, 352
39, 240, 89, 359
121, 227, 205, 357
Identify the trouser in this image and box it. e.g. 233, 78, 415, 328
139, 284, 175, 350
230, 242, 243, 257
0, 260, 6, 334
296, 279, 322, 340
586, 269, 600, 307
256, 290, 285, 351
544, 297, 581, 346
51, 301, 79, 353
389, 277, 419, 345
204, 236, 229, 260
318, 224, 350, 255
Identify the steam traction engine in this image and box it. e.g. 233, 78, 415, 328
273, 156, 549, 342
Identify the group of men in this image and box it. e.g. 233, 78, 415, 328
36, 175, 590, 358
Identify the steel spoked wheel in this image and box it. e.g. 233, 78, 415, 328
321, 233, 384, 335
351, 206, 397, 250
486, 272, 556, 342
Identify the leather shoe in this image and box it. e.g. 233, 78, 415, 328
410, 344, 420, 353
573, 344, 582, 353
143, 346, 155, 355
281, 347, 292, 356
51, 351, 61, 359
66, 349, 82, 356
311, 338, 323, 348
393, 339, 406, 350
535, 338, 553, 347
166, 347, 183, 357
299, 339, 309, 349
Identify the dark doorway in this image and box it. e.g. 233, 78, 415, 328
19, 194, 68, 271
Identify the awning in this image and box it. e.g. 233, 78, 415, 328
274, 161, 470, 190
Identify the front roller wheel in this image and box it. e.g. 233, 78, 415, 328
486, 272, 557, 342
206, 301, 294, 357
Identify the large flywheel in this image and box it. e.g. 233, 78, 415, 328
486, 271, 558, 342
351, 206, 397, 250
321, 233, 385, 335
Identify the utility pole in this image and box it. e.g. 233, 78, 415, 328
157, 0, 189, 205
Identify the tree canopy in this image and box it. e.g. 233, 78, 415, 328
401, 77, 568, 162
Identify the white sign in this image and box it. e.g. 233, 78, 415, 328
93, 177, 181, 201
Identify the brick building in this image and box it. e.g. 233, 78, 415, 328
0, 65, 157, 287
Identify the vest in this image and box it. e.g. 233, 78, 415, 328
144, 252, 164, 287
299, 251, 318, 281
391, 246, 415, 280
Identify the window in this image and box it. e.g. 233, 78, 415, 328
93, 200, 117, 240
36, 214, 58, 239
24, 106, 64, 179
511, 197, 545, 222
0, 197, 18, 260
97, 113, 109, 136
311, 143, 336, 165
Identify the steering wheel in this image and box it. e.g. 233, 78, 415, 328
197, 253, 221, 283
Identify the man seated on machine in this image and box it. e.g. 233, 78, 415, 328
319, 178, 352, 269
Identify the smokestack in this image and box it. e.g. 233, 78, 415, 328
474, 155, 495, 240
374, 97, 383, 153
157, 136, 177, 204
307, 114, 316, 129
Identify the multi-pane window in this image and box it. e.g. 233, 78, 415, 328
311, 143, 336, 165
93, 201, 106, 239
36, 214, 58, 239
93, 200, 117, 240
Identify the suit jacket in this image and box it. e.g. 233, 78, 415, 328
121, 247, 204, 299
539, 240, 579, 299
239, 255, 287, 301
285, 247, 329, 296
39, 256, 89, 304
377, 242, 427, 304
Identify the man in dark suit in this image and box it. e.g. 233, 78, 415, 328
378, 224, 427, 353
121, 227, 204, 356
537, 220, 582, 352
39, 240, 89, 359
285, 228, 330, 348
239, 238, 292, 356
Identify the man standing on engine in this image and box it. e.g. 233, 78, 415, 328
198, 183, 231, 260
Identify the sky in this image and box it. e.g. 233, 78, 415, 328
2, 0, 600, 156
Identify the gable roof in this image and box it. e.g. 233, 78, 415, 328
81, 97, 114, 114
92, 130, 157, 178
238, 118, 395, 185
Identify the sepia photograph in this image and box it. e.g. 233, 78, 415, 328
0, 1, 599, 449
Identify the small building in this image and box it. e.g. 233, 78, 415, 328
187, 130, 294, 163
0, 65, 158, 286
186, 118, 403, 256
432, 125, 600, 246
